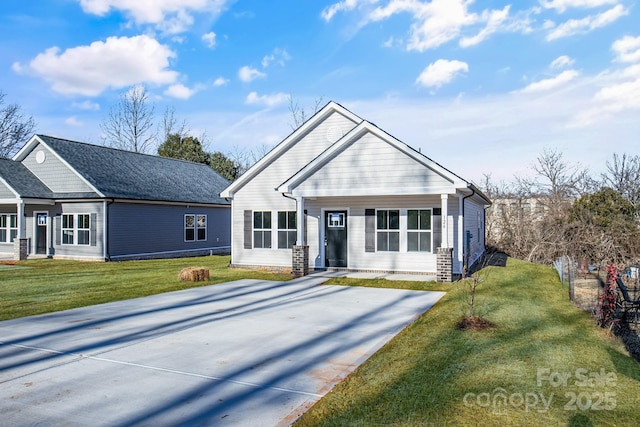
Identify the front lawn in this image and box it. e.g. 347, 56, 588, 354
297, 258, 640, 426
0, 255, 289, 321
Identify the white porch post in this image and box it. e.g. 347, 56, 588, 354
441, 194, 449, 248
16, 200, 25, 238
296, 196, 305, 245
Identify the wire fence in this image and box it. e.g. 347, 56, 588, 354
554, 255, 576, 302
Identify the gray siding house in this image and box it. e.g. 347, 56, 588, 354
0, 135, 230, 260
221, 101, 491, 281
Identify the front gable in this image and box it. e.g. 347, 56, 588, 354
220, 101, 361, 199
278, 122, 469, 198
15, 136, 99, 195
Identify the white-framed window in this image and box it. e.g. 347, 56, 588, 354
277, 211, 296, 249
376, 209, 399, 252
62, 213, 90, 246
185, 214, 207, 241
253, 211, 272, 249
0, 214, 18, 243
407, 209, 432, 252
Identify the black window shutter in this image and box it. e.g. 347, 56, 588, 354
55, 216, 61, 246
244, 210, 252, 249
365, 209, 375, 252
90, 213, 97, 246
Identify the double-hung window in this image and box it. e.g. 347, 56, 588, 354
407, 209, 432, 252
62, 214, 90, 245
376, 209, 399, 251
0, 214, 18, 243
253, 211, 272, 248
185, 214, 207, 241
277, 211, 296, 249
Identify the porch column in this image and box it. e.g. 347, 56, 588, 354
441, 194, 449, 248
16, 200, 25, 238
296, 196, 305, 245
14, 200, 28, 260
292, 196, 309, 278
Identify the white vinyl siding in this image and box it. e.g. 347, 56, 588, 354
293, 133, 453, 196
230, 111, 358, 267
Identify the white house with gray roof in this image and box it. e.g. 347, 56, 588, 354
220, 101, 491, 281
0, 135, 230, 260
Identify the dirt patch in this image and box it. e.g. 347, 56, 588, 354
457, 316, 496, 331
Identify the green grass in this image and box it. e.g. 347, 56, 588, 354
0, 255, 289, 321
297, 258, 640, 426
2, 256, 638, 425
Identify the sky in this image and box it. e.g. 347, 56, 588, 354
1, 0, 638, 185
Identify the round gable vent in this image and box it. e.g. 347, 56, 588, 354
326, 126, 344, 143
35, 150, 46, 164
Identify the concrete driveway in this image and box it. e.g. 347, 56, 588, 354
0, 275, 445, 426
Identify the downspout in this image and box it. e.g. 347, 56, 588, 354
461, 185, 476, 276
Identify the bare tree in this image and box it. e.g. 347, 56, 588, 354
288, 95, 324, 130
101, 85, 157, 153
602, 153, 640, 209
228, 143, 272, 177
161, 106, 189, 142
0, 90, 36, 158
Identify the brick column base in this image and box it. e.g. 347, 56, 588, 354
14, 238, 28, 261
437, 247, 454, 283
292, 245, 309, 278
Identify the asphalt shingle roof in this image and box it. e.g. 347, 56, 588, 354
37, 135, 230, 205
0, 158, 53, 198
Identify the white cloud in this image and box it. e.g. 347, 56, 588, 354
72, 100, 100, 110
261, 48, 291, 68
213, 76, 229, 86
245, 91, 288, 107
202, 31, 216, 49
518, 69, 579, 93
65, 116, 84, 126
550, 55, 575, 69
539, 0, 619, 13
78, 0, 230, 34
321, 0, 362, 21
238, 66, 266, 82
164, 83, 196, 99
546, 4, 627, 40
459, 6, 510, 48
15, 35, 178, 96
612, 35, 640, 63
572, 65, 640, 125
416, 59, 469, 89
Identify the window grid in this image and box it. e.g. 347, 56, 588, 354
376, 209, 400, 252
185, 214, 207, 242
0, 214, 18, 243
277, 211, 297, 249
253, 211, 272, 249
62, 214, 90, 246
407, 209, 432, 252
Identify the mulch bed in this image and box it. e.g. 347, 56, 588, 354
457, 316, 496, 331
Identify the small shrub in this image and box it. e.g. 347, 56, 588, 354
178, 267, 210, 282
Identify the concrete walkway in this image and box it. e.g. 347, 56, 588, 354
0, 276, 444, 426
